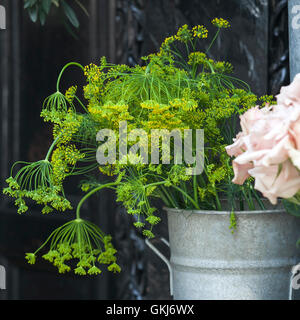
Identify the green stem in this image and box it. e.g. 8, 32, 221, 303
76, 182, 120, 219
33, 221, 72, 255
250, 184, 265, 210
145, 181, 167, 188
145, 180, 197, 208
241, 186, 251, 209
206, 60, 215, 74
44, 134, 61, 162
171, 185, 200, 209
205, 28, 220, 54
160, 185, 178, 208
74, 95, 88, 113
56, 62, 85, 92
181, 181, 188, 207
215, 192, 222, 210
193, 174, 199, 207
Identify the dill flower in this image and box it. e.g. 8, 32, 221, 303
53, 110, 82, 145
133, 221, 145, 229
188, 52, 207, 66
192, 25, 208, 38
175, 24, 192, 43
81, 183, 91, 192
161, 36, 176, 49
41, 91, 72, 123
2, 160, 71, 213
211, 18, 231, 29
65, 85, 77, 104
88, 266, 102, 275
146, 215, 161, 226
26, 218, 120, 276
25, 253, 36, 265
74, 266, 86, 275
108, 263, 121, 274
142, 230, 155, 239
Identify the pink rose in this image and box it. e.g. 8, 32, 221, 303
225, 132, 246, 157
248, 161, 300, 205
288, 148, 300, 171
276, 74, 300, 107
289, 117, 300, 150
226, 74, 300, 204
240, 106, 266, 134
232, 161, 253, 185
227, 105, 295, 168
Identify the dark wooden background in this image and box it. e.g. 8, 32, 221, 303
0, 0, 289, 300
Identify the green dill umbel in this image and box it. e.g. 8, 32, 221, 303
3, 19, 270, 276
26, 218, 120, 275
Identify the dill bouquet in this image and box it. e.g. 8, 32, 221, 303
3, 18, 269, 276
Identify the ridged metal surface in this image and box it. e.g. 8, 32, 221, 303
289, 0, 300, 80
166, 207, 300, 300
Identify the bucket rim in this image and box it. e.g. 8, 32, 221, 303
163, 206, 286, 215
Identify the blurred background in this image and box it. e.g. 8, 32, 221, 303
0, 0, 290, 300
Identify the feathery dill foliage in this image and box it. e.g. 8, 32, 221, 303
3, 19, 269, 275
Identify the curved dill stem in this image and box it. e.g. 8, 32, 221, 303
76, 182, 120, 219
82, 223, 101, 247
219, 74, 251, 92
33, 222, 72, 255
206, 60, 215, 74
205, 28, 220, 54
45, 134, 62, 162
158, 185, 178, 208
56, 62, 85, 93
74, 95, 89, 113
144, 180, 199, 209
171, 185, 200, 209
68, 163, 99, 176
84, 220, 105, 238
10, 161, 31, 178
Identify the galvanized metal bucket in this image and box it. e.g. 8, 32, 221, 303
146, 204, 300, 300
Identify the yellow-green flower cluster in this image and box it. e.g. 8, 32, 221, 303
213, 61, 233, 74
84, 63, 105, 105
169, 98, 198, 112
175, 24, 192, 43
41, 91, 71, 123
25, 219, 121, 276
188, 52, 207, 66
161, 36, 176, 49
51, 145, 84, 186
192, 25, 208, 38
259, 94, 276, 107
3, 175, 72, 214
211, 17, 231, 28
65, 85, 77, 104
89, 102, 133, 129
53, 110, 82, 144
64, 145, 85, 166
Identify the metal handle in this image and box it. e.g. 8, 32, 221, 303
145, 237, 173, 296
